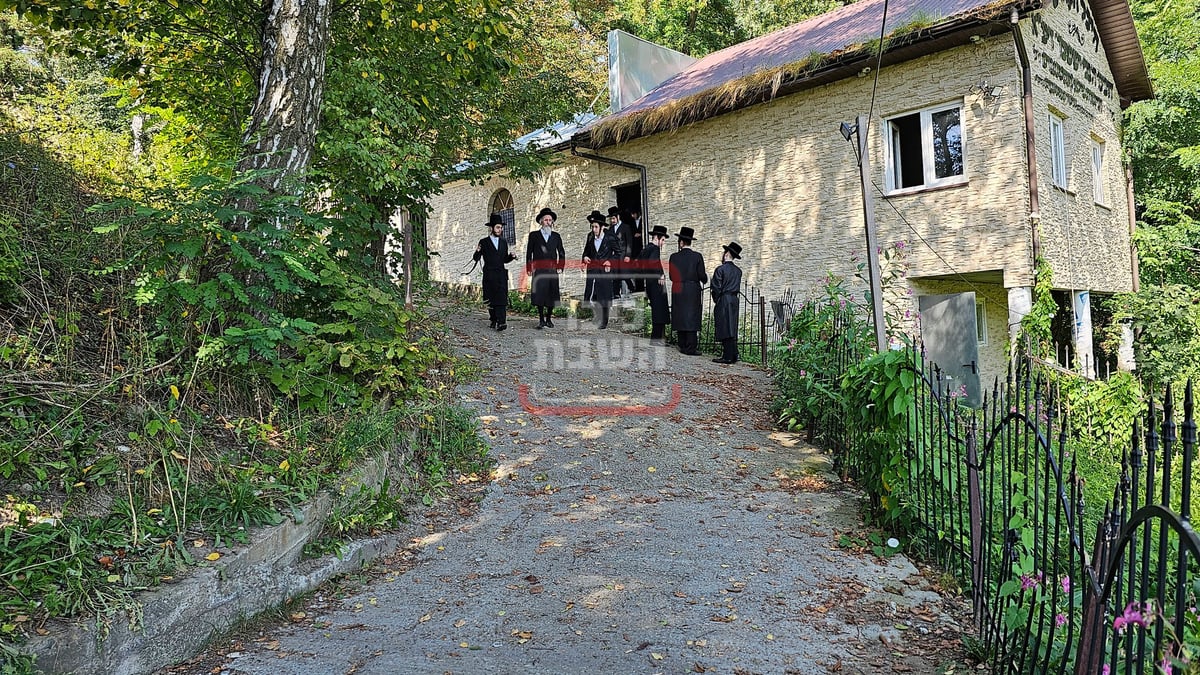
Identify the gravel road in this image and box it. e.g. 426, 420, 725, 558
165, 302, 971, 675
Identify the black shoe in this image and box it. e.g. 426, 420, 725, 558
536, 321, 545, 329
489, 321, 497, 330
545, 318, 554, 328
496, 323, 507, 331
713, 358, 731, 364
598, 321, 608, 329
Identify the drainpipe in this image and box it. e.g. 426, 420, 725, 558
1124, 162, 1140, 292
1012, 9, 1041, 262
571, 144, 650, 237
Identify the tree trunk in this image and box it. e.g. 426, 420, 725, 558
236, 0, 333, 192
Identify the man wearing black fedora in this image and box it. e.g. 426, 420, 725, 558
526, 207, 566, 329
606, 206, 632, 300
638, 224, 671, 344
711, 241, 743, 364
474, 213, 517, 331
582, 210, 620, 329
667, 226, 706, 355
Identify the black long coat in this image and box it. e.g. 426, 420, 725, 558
473, 235, 515, 306
638, 242, 669, 324
582, 232, 620, 303
525, 229, 565, 306
668, 247, 707, 332
710, 260, 742, 340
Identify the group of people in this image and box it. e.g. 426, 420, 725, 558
472, 207, 743, 364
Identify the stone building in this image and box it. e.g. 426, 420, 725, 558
415, 0, 1150, 399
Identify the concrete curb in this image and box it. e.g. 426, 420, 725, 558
22, 448, 412, 675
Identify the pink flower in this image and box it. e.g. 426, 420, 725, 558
1061, 576, 1070, 594
1160, 657, 1172, 675
798, 369, 808, 378
896, 241, 906, 250
1113, 602, 1148, 634
1020, 573, 1040, 590
1055, 613, 1067, 627
1102, 666, 1110, 675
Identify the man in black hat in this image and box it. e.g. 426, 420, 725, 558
639, 224, 671, 344
582, 210, 619, 329
667, 226, 706, 355
711, 241, 743, 364
474, 214, 517, 331
526, 207, 566, 329
606, 206, 632, 300
629, 206, 645, 292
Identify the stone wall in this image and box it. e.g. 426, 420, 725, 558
1022, 0, 1135, 293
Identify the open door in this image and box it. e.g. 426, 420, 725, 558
918, 292, 982, 408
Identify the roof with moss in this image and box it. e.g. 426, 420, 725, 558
580, 0, 1149, 148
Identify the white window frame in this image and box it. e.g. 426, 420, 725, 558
1091, 137, 1106, 205
883, 100, 968, 194
976, 299, 989, 346
1049, 112, 1067, 189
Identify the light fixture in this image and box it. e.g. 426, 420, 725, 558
839, 121, 857, 141
857, 66, 872, 78
969, 34, 984, 44
968, 80, 1002, 102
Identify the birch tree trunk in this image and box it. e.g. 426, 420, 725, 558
237, 0, 332, 192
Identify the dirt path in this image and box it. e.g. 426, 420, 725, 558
166, 304, 970, 675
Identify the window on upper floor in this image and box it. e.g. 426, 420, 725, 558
1049, 112, 1067, 189
1091, 137, 1106, 205
489, 189, 516, 245
884, 102, 965, 193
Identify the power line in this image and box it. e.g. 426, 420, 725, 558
862, 0, 891, 165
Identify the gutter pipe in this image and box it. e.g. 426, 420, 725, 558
1011, 8, 1042, 262
571, 143, 650, 236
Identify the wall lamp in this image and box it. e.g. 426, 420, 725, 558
969, 80, 1002, 102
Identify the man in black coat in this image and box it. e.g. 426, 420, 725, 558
667, 226, 707, 355
582, 210, 620, 329
474, 214, 516, 331
629, 206, 645, 292
639, 224, 671, 344
710, 241, 743, 364
526, 207, 566, 329
606, 206, 632, 299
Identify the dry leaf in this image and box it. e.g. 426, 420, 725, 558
205, 552, 221, 561
419, 614, 431, 623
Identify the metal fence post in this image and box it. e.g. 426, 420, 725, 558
759, 296, 767, 365
966, 416, 984, 629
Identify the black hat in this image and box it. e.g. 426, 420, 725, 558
675, 226, 696, 241
586, 210, 606, 225
487, 213, 505, 227
723, 241, 742, 259
535, 207, 557, 223
607, 206, 621, 217
648, 224, 670, 239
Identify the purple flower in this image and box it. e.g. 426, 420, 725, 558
1020, 573, 1040, 590
1113, 602, 1148, 634
896, 241, 906, 250
798, 369, 808, 378
1055, 613, 1067, 627
1102, 666, 1110, 675
1160, 657, 1172, 675
1061, 576, 1070, 594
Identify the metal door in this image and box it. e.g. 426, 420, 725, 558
917, 292, 982, 408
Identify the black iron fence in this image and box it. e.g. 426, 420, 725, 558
844, 346, 1200, 673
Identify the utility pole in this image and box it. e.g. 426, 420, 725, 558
855, 114, 889, 353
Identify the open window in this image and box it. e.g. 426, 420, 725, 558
885, 102, 965, 193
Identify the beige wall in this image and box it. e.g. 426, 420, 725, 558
424, 14, 1134, 316
1022, 2, 1135, 293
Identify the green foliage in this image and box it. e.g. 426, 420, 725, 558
1109, 283, 1200, 387
411, 404, 491, 505
93, 171, 440, 411
840, 348, 919, 524
1020, 258, 1056, 359
772, 274, 872, 439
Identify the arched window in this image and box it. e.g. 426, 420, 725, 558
489, 189, 516, 245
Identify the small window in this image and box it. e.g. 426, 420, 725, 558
1091, 138, 1106, 205
885, 102, 965, 192
489, 189, 516, 245
1049, 113, 1067, 188
976, 299, 988, 346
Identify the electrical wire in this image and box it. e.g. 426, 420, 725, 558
861, 0, 892, 165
